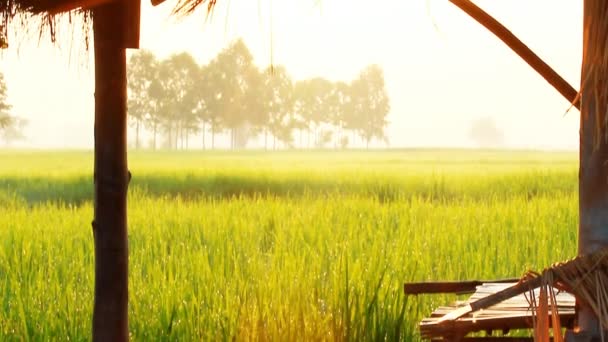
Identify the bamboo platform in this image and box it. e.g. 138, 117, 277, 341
416, 282, 576, 341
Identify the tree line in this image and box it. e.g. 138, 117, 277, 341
128, 39, 391, 150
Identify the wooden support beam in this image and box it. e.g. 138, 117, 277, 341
404, 279, 520, 295
449, 0, 580, 110
123, 0, 141, 48
92, 4, 130, 341
578, 0, 608, 336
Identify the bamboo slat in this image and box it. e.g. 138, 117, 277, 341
419, 282, 576, 340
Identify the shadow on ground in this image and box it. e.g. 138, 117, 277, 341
0, 171, 577, 207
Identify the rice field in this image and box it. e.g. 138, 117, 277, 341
0, 149, 579, 340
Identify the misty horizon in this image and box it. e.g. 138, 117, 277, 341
0, 0, 581, 150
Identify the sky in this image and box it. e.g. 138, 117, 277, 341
0, 0, 583, 149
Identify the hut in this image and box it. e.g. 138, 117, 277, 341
1, 0, 607, 341
405, 1, 608, 341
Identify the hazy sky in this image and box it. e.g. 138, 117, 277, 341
0, 0, 582, 149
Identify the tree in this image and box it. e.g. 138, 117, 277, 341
273, 122, 295, 148
197, 63, 225, 149
294, 77, 332, 148
0, 72, 27, 145
0, 117, 27, 145
327, 81, 354, 148
0, 72, 13, 129
350, 65, 390, 148
127, 50, 158, 149
157, 52, 201, 149
316, 129, 333, 148
209, 39, 261, 149
147, 78, 166, 150
192, 64, 213, 149
262, 65, 294, 149
468, 117, 505, 148
240, 66, 266, 149
293, 80, 312, 148
128, 51, 203, 150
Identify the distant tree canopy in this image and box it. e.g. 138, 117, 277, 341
0, 72, 12, 129
469, 117, 504, 148
127, 39, 391, 150
0, 72, 26, 145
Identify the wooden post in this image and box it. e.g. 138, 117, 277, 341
577, 0, 608, 338
92, 4, 130, 341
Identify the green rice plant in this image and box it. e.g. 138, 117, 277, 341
0, 149, 578, 340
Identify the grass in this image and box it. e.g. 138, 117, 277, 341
0, 149, 579, 340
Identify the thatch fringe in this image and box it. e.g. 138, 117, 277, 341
0, 9, 91, 50
0, 0, 215, 48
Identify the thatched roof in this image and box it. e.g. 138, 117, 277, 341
0, 0, 215, 48
0, 0, 213, 15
